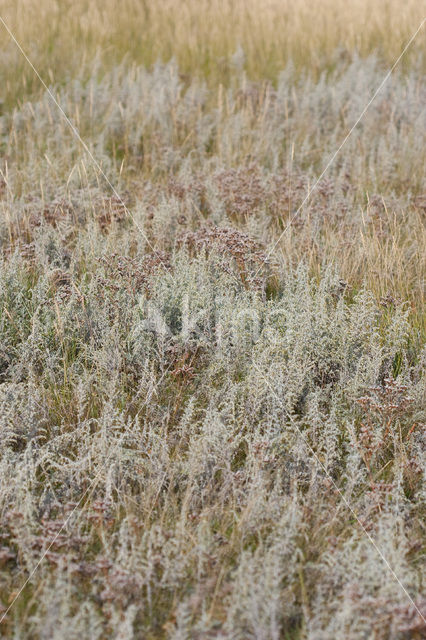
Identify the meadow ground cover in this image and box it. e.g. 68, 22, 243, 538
0, 1, 425, 638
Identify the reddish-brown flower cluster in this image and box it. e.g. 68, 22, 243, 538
380, 292, 402, 309
0, 546, 15, 569
179, 222, 268, 289
28, 197, 75, 230
31, 515, 89, 553
95, 193, 130, 231
356, 378, 420, 480
97, 250, 171, 297
87, 498, 116, 528
49, 268, 74, 301
10, 190, 132, 245
2, 240, 36, 265
214, 165, 266, 221
100, 567, 144, 607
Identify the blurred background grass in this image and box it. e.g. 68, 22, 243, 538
1, 0, 425, 109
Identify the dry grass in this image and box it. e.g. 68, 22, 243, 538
1, 0, 425, 108
0, 1, 425, 638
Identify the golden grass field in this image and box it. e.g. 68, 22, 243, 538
0, 1, 425, 638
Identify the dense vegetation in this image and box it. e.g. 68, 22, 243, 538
0, 2, 425, 637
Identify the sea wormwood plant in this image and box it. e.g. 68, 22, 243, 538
0, 12, 424, 635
